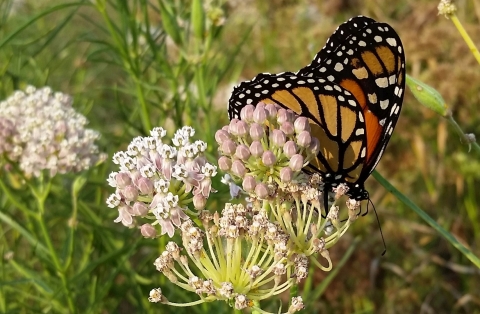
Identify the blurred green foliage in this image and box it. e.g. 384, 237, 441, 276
0, 0, 479, 313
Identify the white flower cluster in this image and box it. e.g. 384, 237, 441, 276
0, 86, 105, 177
106, 126, 217, 238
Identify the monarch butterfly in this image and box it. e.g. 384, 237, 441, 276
228, 16, 405, 212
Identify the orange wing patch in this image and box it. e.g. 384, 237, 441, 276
310, 121, 339, 172
375, 46, 395, 73
340, 79, 367, 110
271, 90, 302, 114
339, 106, 356, 142
364, 110, 382, 165
361, 51, 383, 76
293, 87, 321, 122
318, 94, 338, 136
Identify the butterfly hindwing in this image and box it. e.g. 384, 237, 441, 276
229, 72, 368, 186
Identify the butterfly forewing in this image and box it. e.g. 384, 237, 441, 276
228, 16, 405, 201
298, 16, 406, 182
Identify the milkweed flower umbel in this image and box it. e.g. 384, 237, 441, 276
0, 86, 105, 177
148, 105, 357, 313
106, 126, 217, 237
215, 103, 358, 269
151, 203, 305, 313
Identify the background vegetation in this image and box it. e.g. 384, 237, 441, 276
0, 0, 479, 313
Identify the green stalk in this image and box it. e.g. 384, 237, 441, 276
32, 177, 76, 313
373, 171, 480, 268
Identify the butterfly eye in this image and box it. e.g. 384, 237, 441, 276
228, 16, 405, 213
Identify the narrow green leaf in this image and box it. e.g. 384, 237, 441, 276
191, 0, 205, 39
372, 170, 480, 268
0, 2, 85, 50
159, 1, 182, 46
9, 260, 53, 294
0, 212, 48, 254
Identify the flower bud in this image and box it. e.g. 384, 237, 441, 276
231, 160, 247, 177
262, 151, 276, 166
249, 123, 265, 140
140, 223, 157, 238
280, 121, 294, 136
297, 130, 312, 147
116, 172, 132, 188
249, 141, 264, 157
265, 103, 278, 119
215, 129, 230, 144
283, 141, 297, 158
294, 116, 310, 133
308, 137, 320, 155
277, 108, 294, 124
221, 139, 237, 155
235, 144, 251, 160
137, 177, 154, 195
132, 201, 149, 216
289, 154, 304, 171
242, 175, 257, 192
240, 104, 255, 121
218, 156, 232, 171
123, 185, 139, 201
280, 167, 293, 182
193, 194, 207, 210
253, 104, 267, 123
228, 119, 239, 136
235, 120, 248, 137
254, 183, 269, 199
271, 129, 286, 147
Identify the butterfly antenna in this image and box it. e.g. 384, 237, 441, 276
369, 198, 387, 256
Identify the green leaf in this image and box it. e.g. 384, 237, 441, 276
159, 1, 182, 46
191, 0, 205, 39
372, 170, 480, 268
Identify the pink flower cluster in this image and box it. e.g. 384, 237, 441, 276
106, 126, 217, 238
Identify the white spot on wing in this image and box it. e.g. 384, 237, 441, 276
380, 99, 389, 109
375, 77, 389, 88
361, 147, 366, 157
334, 63, 344, 71
386, 38, 397, 46
389, 74, 396, 85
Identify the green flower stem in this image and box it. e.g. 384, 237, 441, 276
448, 14, 480, 65
372, 170, 480, 268
251, 300, 261, 313
31, 178, 76, 313
445, 113, 480, 155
